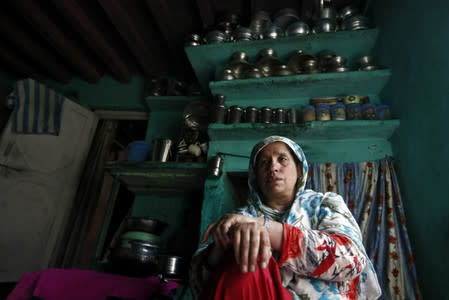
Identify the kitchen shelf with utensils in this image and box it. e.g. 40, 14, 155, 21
209, 69, 391, 106
185, 28, 380, 94
187, 25, 400, 165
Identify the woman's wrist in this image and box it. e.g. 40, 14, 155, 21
204, 242, 223, 270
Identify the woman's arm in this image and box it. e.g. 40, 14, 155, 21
276, 193, 368, 282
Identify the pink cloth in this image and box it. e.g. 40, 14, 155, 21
7, 269, 180, 300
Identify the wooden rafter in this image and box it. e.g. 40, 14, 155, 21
8, 0, 102, 82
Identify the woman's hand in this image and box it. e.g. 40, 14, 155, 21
201, 214, 256, 249
230, 221, 272, 273
201, 214, 272, 273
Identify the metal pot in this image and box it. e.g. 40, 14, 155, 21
158, 255, 185, 278
126, 217, 168, 235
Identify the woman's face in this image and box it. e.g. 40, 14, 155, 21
256, 142, 301, 204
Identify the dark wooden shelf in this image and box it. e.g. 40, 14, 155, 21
106, 161, 208, 194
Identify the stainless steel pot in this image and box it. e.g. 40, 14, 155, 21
158, 255, 185, 277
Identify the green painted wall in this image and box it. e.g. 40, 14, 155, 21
371, 1, 449, 298
45, 76, 146, 111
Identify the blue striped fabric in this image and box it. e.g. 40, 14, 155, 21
10, 78, 64, 135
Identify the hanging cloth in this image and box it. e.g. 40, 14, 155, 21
307, 157, 422, 300
8, 78, 64, 135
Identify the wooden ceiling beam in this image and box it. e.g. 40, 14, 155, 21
145, 0, 200, 79
49, 0, 133, 83
98, 0, 169, 77
8, 0, 102, 83
0, 43, 45, 82
195, 0, 216, 29
0, 10, 72, 83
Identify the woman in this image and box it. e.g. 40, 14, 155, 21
191, 136, 381, 299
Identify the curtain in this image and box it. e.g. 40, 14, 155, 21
306, 157, 422, 300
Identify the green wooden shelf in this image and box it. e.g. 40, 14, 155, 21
208, 120, 400, 141
106, 161, 208, 194
209, 69, 391, 105
185, 28, 379, 94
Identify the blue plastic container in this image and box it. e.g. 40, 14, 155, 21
127, 141, 152, 162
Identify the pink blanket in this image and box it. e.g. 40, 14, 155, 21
6, 269, 180, 300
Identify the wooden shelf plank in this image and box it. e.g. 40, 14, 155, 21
208, 120, 400, 141
106, 161, 208, 193
209, 69, 391, 105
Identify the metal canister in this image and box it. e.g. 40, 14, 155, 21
210, 104, 227, 123
287, 107, 297, 124
274, 108, 286, 123
208, 155, 224, 178
228, 105, 243, 123
213, 94, 226, 105
245, 106, 259, 123
260, 107, 272, 123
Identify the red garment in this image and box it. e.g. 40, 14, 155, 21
200, 252, 292, 300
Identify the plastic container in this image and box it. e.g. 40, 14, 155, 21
330, 103, 346, 120
362, 103, 377, 120
302, 105, 316, 122
315, 103, 331, 121
376, 104, 391, 120
346, 103, 362, 120
127, 141, 152, 162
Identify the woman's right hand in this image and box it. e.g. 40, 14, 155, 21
201, 214, 272, 272
229, 220, 272, 273
201, 214, 256, 249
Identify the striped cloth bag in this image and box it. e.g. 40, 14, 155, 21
8, 78, 64, 135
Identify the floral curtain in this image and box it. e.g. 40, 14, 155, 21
306, 157, 422, 300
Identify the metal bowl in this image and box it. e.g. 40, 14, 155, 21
359, 55, 374, 66
246, 67, 264, 78
250, 10, 272, 39
126, 217, 168, 235
339, 4, 359, 21
233, 27, 253, 41
272, 64, 292, 76
204, 30, 227, 44
273, 8, 299, 29
313, 18, 337, 33
286, 21, 310, 36
264, 25, 284, 39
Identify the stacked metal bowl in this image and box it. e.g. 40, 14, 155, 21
338, 4, 370, 31
109, 217, 168, 276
